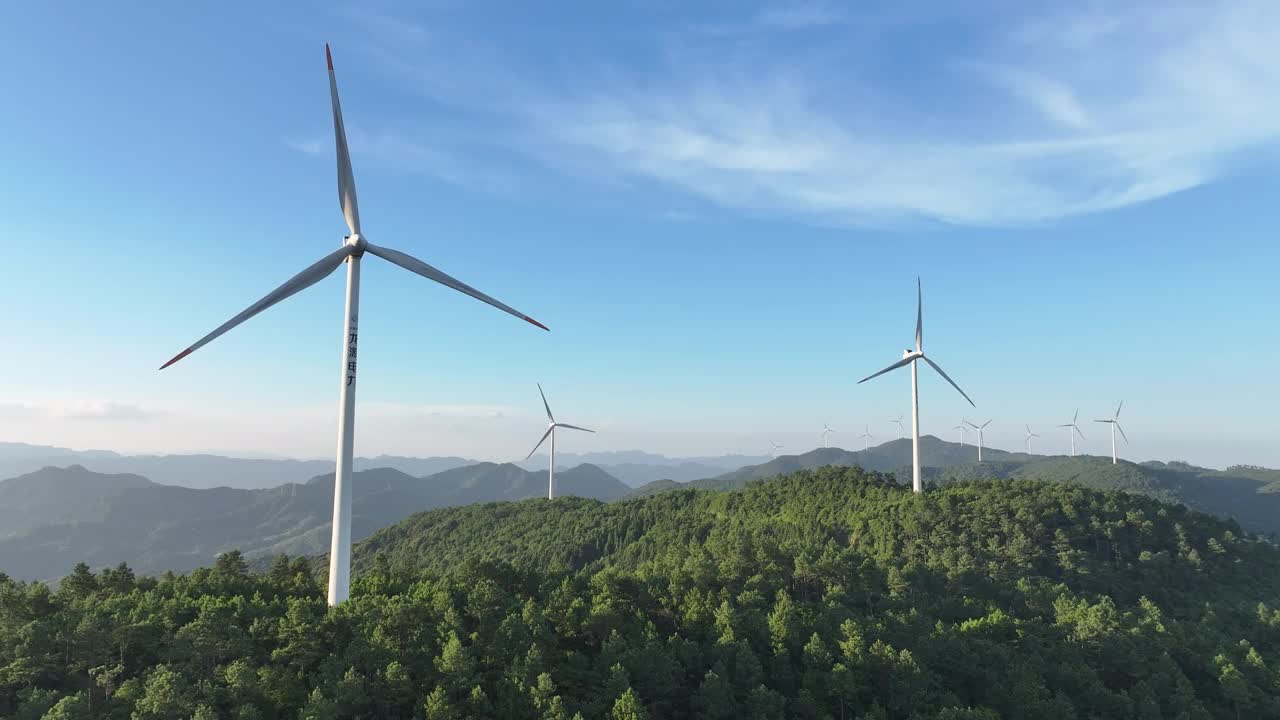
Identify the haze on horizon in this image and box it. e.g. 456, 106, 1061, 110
3, 1, 1279, 471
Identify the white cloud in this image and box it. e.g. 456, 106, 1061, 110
0, 400, 155, 422
57, 402, 154, 422
348, 0, 1280, 227
284, 136, 326, 156
754, 2, 846, 30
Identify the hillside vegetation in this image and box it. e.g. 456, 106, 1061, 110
640, 440, 1280, 536
3, 467, 1280, 719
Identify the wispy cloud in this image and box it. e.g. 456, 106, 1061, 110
753, 2, 847, 30
2, 400, 155, 422
284, 136, 326, 156
59, 402, 154, 422
347, 0, 1280, 226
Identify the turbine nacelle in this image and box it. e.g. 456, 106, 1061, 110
344, 233, 368, 255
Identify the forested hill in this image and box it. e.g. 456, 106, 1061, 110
636, 440, 1280, 536
6, 467, 1280, 719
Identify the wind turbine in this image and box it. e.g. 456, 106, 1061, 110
953, 423, 968, 447
1057, 410, 1086, 457
890, 414, 905, 440
859, 426, 873, 452
858, 278, 974, 493
1024, 424, 1041, 453
525, 384, 594, 499
158, 46, 548, 607
964, 419, 992, 461
822, 423, 836, 448
770, 441, 784, 459
1094, 401, 1128, 464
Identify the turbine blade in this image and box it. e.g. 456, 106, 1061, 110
915, 276, 923, 352
981, 420, 992, 428
326, 44, 360, 236
525, 426, 553, 460
1074, 426, 1086, 439
1115, 423, 1129, 444
556, 423, 595, 433
857, 356, 913, 384
964, 420, 979, 429
1115, 400, 1124, 419
365, 242, 549, 330
1073, 409, 1079, 424
922, 356, 975, 407
160, 245, 353, 369
537, 383, 554, 423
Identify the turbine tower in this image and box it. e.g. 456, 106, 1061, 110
1094, 401, 1129, 464
964, 419, 992, 461
1057, 410, 1086, 457
890, 414, 905, 440
770, 441, 784, 459
859, 426, 873, 452
822, 423, 836, 448
858, 278, 974, 493
1024, 424, 1041, 453
525, 384, 594, 499
158, 46, 547, 607
953, 423, 968, 447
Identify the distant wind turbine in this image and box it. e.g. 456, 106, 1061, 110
525, 384, 594, 499
858, 278, 975, 493
1094, 401, 1129, 464
890, 414, 905, 440
1024, 425, 1041, 453
859, 426, 873, 452
822, 423, 836, 448
770, 441, 784, 459
953, 423, 968, 447
1057, 410, 1086, 457
158, 46, 548, 607
964, 419, 992, 461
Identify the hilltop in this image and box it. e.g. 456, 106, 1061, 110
5, 467, 1279, 718
634, 438, 1280, 536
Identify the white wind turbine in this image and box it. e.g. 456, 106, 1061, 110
770, 441, 784, 459
525, 384, 594, 499
158, 46, 548, 607
1094, 401, 1129, 464
858, 278, 975, 493
859, 426, 873, 452
890, 414, 905, 440
953, 423, 968, 447
1024, 424, 1041, 453
964, 419, 992, 461
822, 423, 836, 448
1057, 410, 1086, 457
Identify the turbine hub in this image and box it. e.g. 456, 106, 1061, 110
344, 233, 368, 256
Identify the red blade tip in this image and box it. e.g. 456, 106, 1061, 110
525, 317, 550, 332
325, 44, 333, 71
159, 347, 193, 370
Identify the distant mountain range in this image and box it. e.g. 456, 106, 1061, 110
0, 461, 629, 581
0, 442, 764, 489
5, 436, 1279, 582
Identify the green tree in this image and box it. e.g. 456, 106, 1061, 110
612, 687, 648, 720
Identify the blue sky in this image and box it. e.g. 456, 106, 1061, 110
2, 1, 1278, 468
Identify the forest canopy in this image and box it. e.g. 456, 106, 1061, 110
3, 466, 1279, 719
